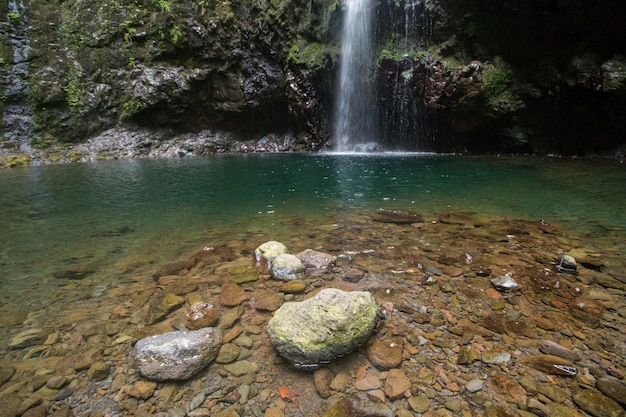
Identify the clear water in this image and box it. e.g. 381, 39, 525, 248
1, 154, 625, 315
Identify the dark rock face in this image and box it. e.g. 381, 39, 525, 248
1, 0, 625, 160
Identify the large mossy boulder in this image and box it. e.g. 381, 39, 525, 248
267, 288, 379, 369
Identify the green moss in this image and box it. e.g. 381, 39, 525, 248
120, 98, 148, 120
481, 57, 524, 114
287, 39, 336, 70
3, 154, 31, 167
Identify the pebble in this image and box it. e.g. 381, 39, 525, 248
465, 379, 483, 393
383, 369, 411, 400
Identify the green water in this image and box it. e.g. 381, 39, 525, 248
1, 154, 625, 304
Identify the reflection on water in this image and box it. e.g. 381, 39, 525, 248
0, 154, 624, 319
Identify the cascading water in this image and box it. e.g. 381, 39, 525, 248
2, 0, 33, 152
333, 0, 378, 152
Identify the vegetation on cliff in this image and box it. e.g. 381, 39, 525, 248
1, 0, 625, 162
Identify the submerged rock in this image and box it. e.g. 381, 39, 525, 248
520, 354, 578, 376
373, 209, 423, 224
322, 392, 394, 417
573, 389, 626, 417
133, 328, 221, 381
490, 274, 521, 292
267, 288, 379, 369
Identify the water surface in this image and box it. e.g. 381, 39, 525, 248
0, 153, 624, 317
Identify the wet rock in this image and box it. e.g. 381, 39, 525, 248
457, 346, 481, 365
45, 375, 68, 389
545, 402, 586, 417
344, 268, 366, 283
253, 289, 283, 311
322, 392, 394, 417
538, 340, 581, 361
314, 368, 334, 398
280, 280, 307, 293
133, 328, 221, 381
87, 361, 110, 381
481, 348, 511, 364
408, 395, 431, 413
366, 337, 404, 370
127, 381, 157, 399
145, 292, 185, 325
557, 254, 577, 272
267, 288, 379, 369
153, 259, 192, 279
52, 264, 97, 279
222, 360, 258, 377
0, 365, 16, 385
596, 376, 626, 406
520, 354, 578, 376
219, 306, 244, 329
465, 379, 483, 393
8, 328, 49, 349
216, 343, 240, 364
220, 282, 250, 307
384, 368, 411, 399
490, 274, 521, 292
296, 249, 336, 273
373, 209, 424, 224
254, 241, 288, 264
158, 276, 199, 295
570, 296, 605, 327
573, 389, 626, 417
186, 302, 220, 330
487, 375, 527, 404
270, 253, 306, 280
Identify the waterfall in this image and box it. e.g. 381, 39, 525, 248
333, 0, 378, 152
2, 0, 32, 152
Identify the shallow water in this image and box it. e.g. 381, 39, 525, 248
0, 154, 625, 415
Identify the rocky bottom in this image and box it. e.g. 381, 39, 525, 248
1, 210, 625, 417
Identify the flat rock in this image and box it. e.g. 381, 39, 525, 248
296, 249, 337, 273
127, 381, 157, 399
133, 328, 221, 381
573, 389, 626, 417
253, 288, 284, 311
384, 368, 411, 399
366, 337, 403, 370
538, 340, 581, 361
145, 292, 185, 325
219, 282, 250, 307
597, 376, 626, 406
267, 288, 379, 369
9, 328, 49, 349
280, 280, 307, 293
374, 209, 423, 224
322, 392, 394, 417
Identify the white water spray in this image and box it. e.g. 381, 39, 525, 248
333, 0, 378, 152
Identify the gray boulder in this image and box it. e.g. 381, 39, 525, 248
270, 253, 306, 280
267, 288, 379, 369
133, 328, 221, 381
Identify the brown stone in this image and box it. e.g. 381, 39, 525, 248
87, 361, 110, 381
313, 368, 334, 398
367, 337, 404, 370
280, 280, 307, 294
573, 389, 626, 417
384, 368, 411, 399
570, 297, 605, 327
253, 289, 284, 311
219, 282, 250, 307
186, 302, 219, 330
157, 276, 198, 294
145, 292, 185, 325
127, 381, 157, 399
487, 375, 527, 404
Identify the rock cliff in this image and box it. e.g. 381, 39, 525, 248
1, 0, 625, 164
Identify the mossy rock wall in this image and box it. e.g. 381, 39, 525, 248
1, 0, 625, 156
